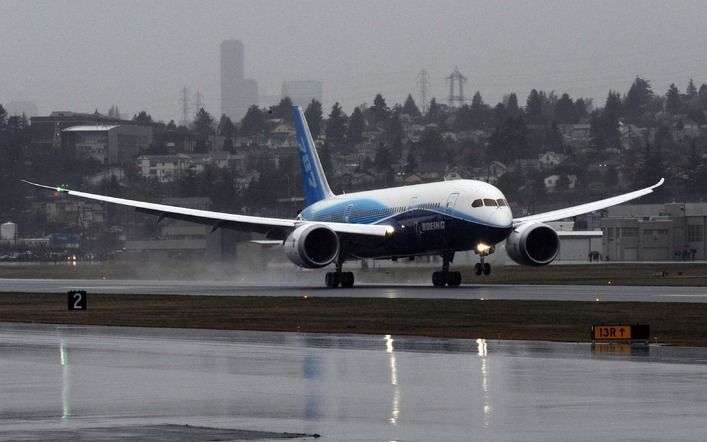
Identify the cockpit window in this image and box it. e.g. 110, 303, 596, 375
483, 198, 498, 207
497, 199, 507, 206
472, 199, 483, 208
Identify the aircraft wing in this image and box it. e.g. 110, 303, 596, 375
513, 178, 664, 226
22, 181, 392, 238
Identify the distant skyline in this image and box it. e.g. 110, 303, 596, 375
1, 0, 706, 122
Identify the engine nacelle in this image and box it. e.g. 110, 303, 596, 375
505, 222, 560, 266
285, 224, 340, 269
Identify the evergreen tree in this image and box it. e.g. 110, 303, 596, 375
686, 79, 697, 98
240, 106, 266, 137
469, 91, 491, 128
525, 89, 544, 124
555, 93, 578, 124
347, 107, 365, 144
418, 127, 444, 162
426, 98, 442, 126
325, 103, 348, 148
269, 97, 294, 122
505, 93, 520, 116
624, 76, 654, 122
193, 108, 214, 137
370, 94, 390, 126
304, 99, 323, 138
217, 114, 235, 138
132, 111, 153, 125
488, 115, 529, 163
574, 98, 590, 120
665, 83, 683, 115
401, 94, 421, 118
404, 149, 418, 174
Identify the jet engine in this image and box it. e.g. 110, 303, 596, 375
285, 224, 340, 269
505, 222, 560, 266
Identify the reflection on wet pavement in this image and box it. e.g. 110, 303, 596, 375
1, 323, 707, 441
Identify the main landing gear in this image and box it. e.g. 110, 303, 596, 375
325, 258, 354, 288
432, 252, 461, 287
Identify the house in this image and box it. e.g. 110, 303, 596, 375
544, 174, 578, 192
538, 151, 566, 169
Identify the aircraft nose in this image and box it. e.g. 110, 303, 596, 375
488, 209, 512, 228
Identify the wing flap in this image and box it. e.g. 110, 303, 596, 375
513, 178, 664, 225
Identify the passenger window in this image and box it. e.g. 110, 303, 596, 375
472, 199, 483, 208
483, 199, 498, 207
497, 199, 507, 206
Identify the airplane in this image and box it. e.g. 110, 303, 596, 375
24, 106, 664, 288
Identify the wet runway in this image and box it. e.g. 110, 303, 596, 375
2, 277, 707, 302
2, 323, 707, 441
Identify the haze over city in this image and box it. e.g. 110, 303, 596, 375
2, 0, 706, 121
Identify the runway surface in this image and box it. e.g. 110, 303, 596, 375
1, 323, 707, 441
2, 277, 707, 302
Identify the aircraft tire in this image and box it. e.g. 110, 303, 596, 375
432, 272, 445, 287
325, 272, 340, 288
474, 263, 482, 276
341, 272, 354, 288
483, 263, 491, 276
447, 271, 461, 286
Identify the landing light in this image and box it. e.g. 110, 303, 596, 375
476, 243, 491, 254
385, 226, 395, 236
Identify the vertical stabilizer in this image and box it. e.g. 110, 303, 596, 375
293, 106, 335, 206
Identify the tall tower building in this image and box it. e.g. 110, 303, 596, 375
220, 39, 258, 122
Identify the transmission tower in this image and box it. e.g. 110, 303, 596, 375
194, 90, 204, 114
179, 87, 191, 126
417, 70, 431, 115
446, 66, 467, 107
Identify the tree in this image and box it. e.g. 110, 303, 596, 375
686, 78, 697, 98
401, 94, 421, 118
269, 97, 294, 122
555, 93, 579, 124
107, 105, 121, 119
240, 105, 266, 137
665, 83, 683, 115
525, 89, 544, 124
634, 141, 664, 190
217, 114, 235, 138
505, 93, 520, 116
369, 94, 390, 126
132, 111, 153, 125
347, 107, 365, 144
417, 127, 444, 162
192, 107, 214, 139
488, 115, 529, 163
304, 99, 323, 138
624, 76, 654, 122
325, 102, 348, 148
374, 142, 394, 173
574, 98, 591, 120
426, 98, 442, 126
469, 91, 491, 128
404, 149, 418, 174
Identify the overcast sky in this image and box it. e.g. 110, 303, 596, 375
1, 0, 706, 122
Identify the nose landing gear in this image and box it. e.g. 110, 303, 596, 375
474, 244, 494, 276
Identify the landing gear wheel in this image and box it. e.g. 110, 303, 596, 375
432, 271, 445, 287
325, 272, 340, 288
340, 272, 355, 288
447, 271, 461, 287
474, 263, 482, 276
483, 263, 491, 276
